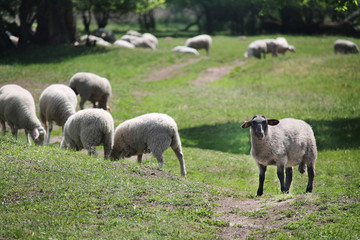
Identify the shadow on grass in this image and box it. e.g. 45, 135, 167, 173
179, 118, 360, 154
0, 45, 109, 65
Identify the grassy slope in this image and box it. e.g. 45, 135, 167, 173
0, 34, 359, 239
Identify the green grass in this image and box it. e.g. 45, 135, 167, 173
1, 34, 360, 239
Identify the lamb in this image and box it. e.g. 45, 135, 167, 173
244, 40, 267, 59
275, 37, 296, 55
110, 113, 186, 177
241, 115, 317, 196
69, 72, 112, 111
39, 84, 77, 144
185, 34, 212, 56
0, 84, 46, 145
172, 46, 199, 55
60, 109, 114, 159
334, 39, 359, 54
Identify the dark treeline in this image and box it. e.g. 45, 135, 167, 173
0, 0, 359, 51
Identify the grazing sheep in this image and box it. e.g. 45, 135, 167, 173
110, 113, 186, 177
264, 39, 279, 56
69, 72, 112, 111
60, 109, 114, 159
241, 115, 317, 196
185, 34, 212, 56
0, 84, 46, 145
120, 35, 156, 50
244, 40, 267, 59
79, 35, 112, 46
334, 39, 359, 54
172, 46, 199, 55
113, 40, 135, 49
39, 84, 77, 144
275, 37, 296, 55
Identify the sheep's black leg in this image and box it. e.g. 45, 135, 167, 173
172, 147, 186, 177
285, 167, 293, 192
306, 164, 315, 193
257, 164, 267, 196
277, 164, 287, 193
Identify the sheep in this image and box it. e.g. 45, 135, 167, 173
264, 39, 279, 56
275, 37, 296, 55
142, 33, 158, 48
60, 108, 114, 159
185, 34, 212, 56
241, 115, 317, 196
39, 84, 77, 144
69, 72, 112, 111
110, 113, 186, 177
172, 46, 199, 55
244, 40, 267, 59
79, 35, 112, 46
0, 84, 46, 145
91, 28, 116, 43
120, 35, 156, 50
113, 40, 135, 49
334, 39, 360, 54
126, 30, 142, 37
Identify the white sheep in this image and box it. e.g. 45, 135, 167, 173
334, 39, 360, 54
120, 35, 156, 50
69, 72, 112, 111
244, 40, 267, 59
113, 40, 135, 49
185, 34, 212, 56
172, 46, 199, 55
142, 33, 158, 48
241, 115, 317, 196
110, 113, 186, 177
39, 84, 77, 144
126, 30, 142, 37
275, 37, 296, 55
60, 109, 114, 159
0, 84, 46, 145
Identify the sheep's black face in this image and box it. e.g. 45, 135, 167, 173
241, 115, 280, 140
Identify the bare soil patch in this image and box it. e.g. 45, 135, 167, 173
142, 58, 202, 82
214, 195, 317, 239
192, 60, 246, 86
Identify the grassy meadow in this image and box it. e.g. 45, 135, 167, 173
0, 33, 360, 239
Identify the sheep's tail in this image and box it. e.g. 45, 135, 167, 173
170, 130, 182, 151
299, 140, 317, 174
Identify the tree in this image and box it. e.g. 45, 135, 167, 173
136, 0, 166, 31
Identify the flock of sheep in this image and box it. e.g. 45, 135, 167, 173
1, 32, 358, 196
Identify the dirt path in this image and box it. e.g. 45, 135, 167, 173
192, 60, 246, 86
142, 58, 246, 85
214, 195, 317, 239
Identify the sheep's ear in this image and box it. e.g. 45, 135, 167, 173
33, 129, 40, 139
267, 119, 280, 126
241, 121, 251, 128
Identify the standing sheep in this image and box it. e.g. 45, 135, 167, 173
244, 40, 267, 59
110, 113, 186, 177
334, 39, 359, 54
60, 109, 114, 159
275, 37, 296, 55
0, 84, 46, 145
39, 84, 77, 144
185, 34, 212, 56
241, 115, 317, 196
69, 72, 112, 111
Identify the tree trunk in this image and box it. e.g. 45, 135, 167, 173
94, 11, 109, 29
34, 0, 76, 45
18, 0, 37, 47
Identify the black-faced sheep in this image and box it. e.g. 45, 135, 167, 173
241, 115, 317, 196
